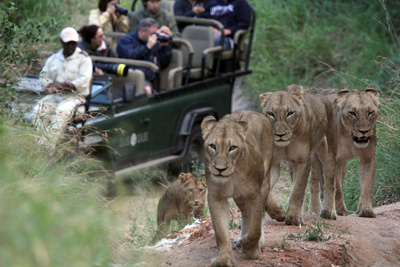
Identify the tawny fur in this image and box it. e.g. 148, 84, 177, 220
259, 84, 338, 226
156, 173, 206, 237
201, 111, 274, 267
309, 87, 379, 218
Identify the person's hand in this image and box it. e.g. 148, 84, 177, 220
210, 26, 231, 37
106, 2, 116, 14
193, 4, 205, 15
210, 26, 220, 36
223, 28, 232, 36
94, 67, 105, 75
147, 33, 157, 49
158, 26, 172, 37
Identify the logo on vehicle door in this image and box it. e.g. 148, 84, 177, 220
130, 132, 148, 147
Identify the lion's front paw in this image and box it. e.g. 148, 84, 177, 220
320, 209, 337, 220
308, 201, 322, 214
356, 207, 376, 218
242, 244, 260, 260
211, 255, 236, 267
285, 214, 303, 226
267, 206, 286, 222
336, 201, 348, 216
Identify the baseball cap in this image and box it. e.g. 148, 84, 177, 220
60, 27, 79, 43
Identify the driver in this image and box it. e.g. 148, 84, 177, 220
33, 27, 92, 149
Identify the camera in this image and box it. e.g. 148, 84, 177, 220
156, 33, 171, 42
93, 62, 128, 77
114, 4, 128, 16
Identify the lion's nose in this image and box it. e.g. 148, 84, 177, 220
274, 131, 287, 138
214, 165, 228, 173
359, 129, 369, 135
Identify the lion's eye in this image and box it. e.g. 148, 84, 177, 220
229, 146, 237, 152
349, 111, 356, 117
368, 110, 375, 116
266, 111, 275, 118
287, 111, 294, 117
209, 144, 216, 150
188, 189, 193, 193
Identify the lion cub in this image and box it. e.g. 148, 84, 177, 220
156, 172, 206, 236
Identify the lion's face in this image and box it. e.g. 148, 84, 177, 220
260, 85, 304, 147
337, 88, 379, 149
201, 117, 246, 182
179, 173, 206, 210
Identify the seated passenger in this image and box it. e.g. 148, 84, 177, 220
33, 27, 92, 149
89, 0, 129, 47
198, 0, 251, 51
129, 0, 181, 38
79, 24, 118, 75
174, 0, 206, 32
78, 25, 117, 57
117, 17, 172, 95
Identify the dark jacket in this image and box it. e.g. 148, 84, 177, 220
116, 30, 172, 81
198, 0, 251, 37
174, 0, 204, 32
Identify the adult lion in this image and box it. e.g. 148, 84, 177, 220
156, 172, 206, 238
201, 111, 273, 267
259, 84, 337, 226
309, 87, 379, 218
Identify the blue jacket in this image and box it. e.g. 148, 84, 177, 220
116, 30, 172, 81
198, 0, 251, 37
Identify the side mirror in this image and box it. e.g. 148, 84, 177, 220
123, 82, 136, 102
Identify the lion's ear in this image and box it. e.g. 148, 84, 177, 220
336, 89, 349, 109
179, 173, 190, 185
201, 116, 217, 139
285, 84, 304, 102
259, 93, 272, 108
238, 119, 249, 132
365, 86, 380, 106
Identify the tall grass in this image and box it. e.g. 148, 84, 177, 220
0, 121, 113, 266
247, 0, 400, 95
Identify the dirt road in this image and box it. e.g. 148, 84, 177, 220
124, 202, 400, 267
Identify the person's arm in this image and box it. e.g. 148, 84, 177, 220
39, 58, 54, 89
117, 35, 150, 60
71, 55, 93, 96
115, 14, 129, 33
128, 12, 140, 32
174, 1, 195, 17
167, 15, 181, 37
227, 1, 251, 36
158, 43, 172, 69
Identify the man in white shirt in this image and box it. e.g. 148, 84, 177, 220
34, 27, 93, 148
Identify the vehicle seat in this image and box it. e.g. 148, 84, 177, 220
181, 25, 222, 80
220, 6, 255, 71
112, 68, 146, 95
158, 48, 183, 91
